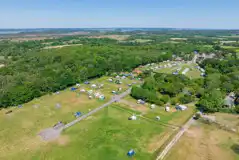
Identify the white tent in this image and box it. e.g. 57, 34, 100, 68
76, 83, 81, 87
91, 84, 97, 88
165, 106, 170, 112
151, 104, 156, 109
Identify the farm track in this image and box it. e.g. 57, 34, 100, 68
156, 117, 195, 160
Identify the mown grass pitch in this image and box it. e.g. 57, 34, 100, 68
0, 76, 140, 159
2, 105, 169, 160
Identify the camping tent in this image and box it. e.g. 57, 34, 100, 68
127, 149, 135, 157
71, 87, 77, 91
74, 112, 82, 118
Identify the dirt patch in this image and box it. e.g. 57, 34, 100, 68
56, 135, 70, 146
38, 128, 62, 141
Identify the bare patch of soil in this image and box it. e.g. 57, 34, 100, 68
56, 135, 70, 146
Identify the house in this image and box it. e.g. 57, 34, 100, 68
176, 104, 187, 111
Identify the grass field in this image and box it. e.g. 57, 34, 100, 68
0, 76, 140, 159
143, 62, 201, 79
1, 105, 169, 160
121, 96, 195, 126
0, 75, 195, 160
165, 121, 239, 160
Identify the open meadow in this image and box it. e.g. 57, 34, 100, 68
0, 74, 196, 160
165, 120, 239, 160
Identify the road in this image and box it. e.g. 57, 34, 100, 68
63, 88, 131, 129
156, 117, 195, 160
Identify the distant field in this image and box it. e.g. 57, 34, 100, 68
140, 61, 201, 79
170, 38, 187, 41
44, 44, 82, 49
89, 35, 130, 41
165, 121, 239, 160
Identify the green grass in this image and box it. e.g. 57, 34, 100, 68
5, 106, 166, 160
151, 62, 201, 79
0, 56, 4, 60
0, 76, 143, 159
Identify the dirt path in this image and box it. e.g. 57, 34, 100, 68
156, 117, 195, 160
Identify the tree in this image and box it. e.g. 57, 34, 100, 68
197, 89, 224, 113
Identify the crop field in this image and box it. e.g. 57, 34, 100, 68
165, 121, 239, 160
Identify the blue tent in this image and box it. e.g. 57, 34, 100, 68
71, 87, 77, 91
84, 81, 90, 84
18, 105, 23, 108
127, 149, 135, 157
74, 112, 82, 118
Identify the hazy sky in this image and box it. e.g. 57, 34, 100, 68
1, 0, 239, 29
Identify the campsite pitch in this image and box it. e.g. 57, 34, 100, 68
1, 105, 168, 160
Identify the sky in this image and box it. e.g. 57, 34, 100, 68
1, 0, 239, 29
